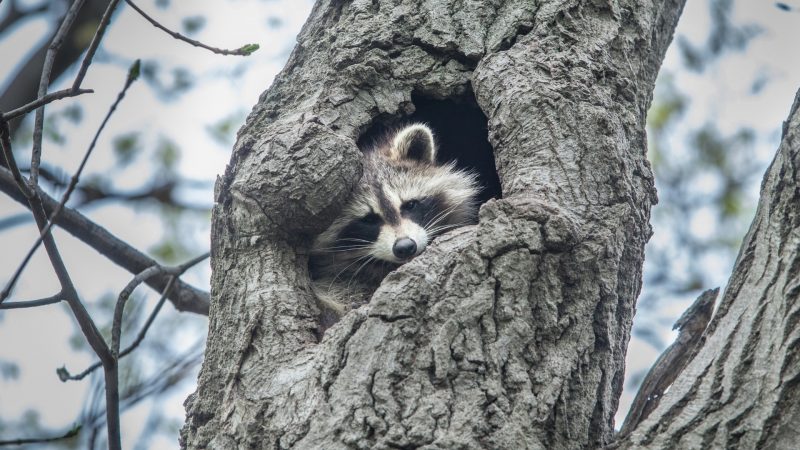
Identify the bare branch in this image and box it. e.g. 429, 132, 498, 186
2, 88, 93, 121
105, 252, 206, 450
6, 186, 117, 448
14, 184, 116, 448
5, 99, 116, 450
105, 364, 122, 450
112, 252, 208, 356
0, 116, 33, 199
112, 266, 165, 356
0, 292, 64, 309
72, 0, 123, 91
0, 167, 210, 315
0, 424, 81, 447
58, 277, 178, 382
125, 0, 260, 56
31, 0, 87, 186
1, 63, 139, 304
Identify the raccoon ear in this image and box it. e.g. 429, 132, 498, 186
390, 124, 436, 163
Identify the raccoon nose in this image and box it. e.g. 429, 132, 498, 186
393, 238, 417, 259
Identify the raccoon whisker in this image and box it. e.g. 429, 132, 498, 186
314, 245, 373, 253
426, 198, 471, 229
345, 255, 376, 292
337, 238, 374, 245
422, 202, 459, 229
423, 201, 467, 230
326, 254, 374, 293
331, 253, 373, 282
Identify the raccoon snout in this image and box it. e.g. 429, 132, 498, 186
392, 238, 417, 259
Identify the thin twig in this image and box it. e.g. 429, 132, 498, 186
0, 116, 32, 199
0, 292, 64, 309
72, 0, 123, 90
0, 424, 81, 446
125, 0, 260, 56
0, 167, 211, 314
111, 252, 209, 356
22, 197, 112, 364
60, 252, 207, 450
20, 191, 115, 449
0, 63, 139, 304
31, 0, 87, 186
112, 266, 165, 356
2, 88, 93, 121
58, 277, 178, 382
75, 343, 205, 432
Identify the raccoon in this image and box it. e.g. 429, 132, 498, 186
310, 123, 480, 326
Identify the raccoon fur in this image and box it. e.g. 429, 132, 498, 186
310, 123, 480, 327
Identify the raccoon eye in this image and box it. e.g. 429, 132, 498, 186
401, 199, 419, 211
361, 213, 382, 225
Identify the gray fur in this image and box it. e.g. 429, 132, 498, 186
310, 124, 479, 328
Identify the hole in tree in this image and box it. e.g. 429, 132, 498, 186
357, 91, 502, 204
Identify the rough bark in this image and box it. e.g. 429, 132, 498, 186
613, 91, 800, 449
182, 1, 684, 448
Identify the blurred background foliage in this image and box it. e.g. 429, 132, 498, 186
0, 0, 795, 447
630, 0, 784, 392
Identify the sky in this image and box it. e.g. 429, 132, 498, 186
1, 0, 799, 447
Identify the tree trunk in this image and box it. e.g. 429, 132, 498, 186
612, 92, 800, 449
181, 1, 684, 448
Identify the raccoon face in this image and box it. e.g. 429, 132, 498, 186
310, 124, 479, 283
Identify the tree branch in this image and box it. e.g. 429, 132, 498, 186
0, 116, 33, 199
30, 0, 87, 185
125, 0, 259, 56
111, 253, 207, 355
58, 276, 177, 382
1, 63, 139, 303
0, 424, 81, 447
0, 168, 210, 315
71, 0, 123, 91
0, 60, 140, 303
0, 292, 64, 310
1, 88, 93, 121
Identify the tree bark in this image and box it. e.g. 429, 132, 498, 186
612, 91, 800, 449
182, 1, 684, 448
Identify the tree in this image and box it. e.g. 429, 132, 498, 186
181, 0, 689, 448
0, 1, 265, 447
613, 92, 800, 448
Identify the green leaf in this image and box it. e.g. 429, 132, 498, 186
113, 132, 141, 166
182, 16, 206, 34
156, 137, 180, 171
